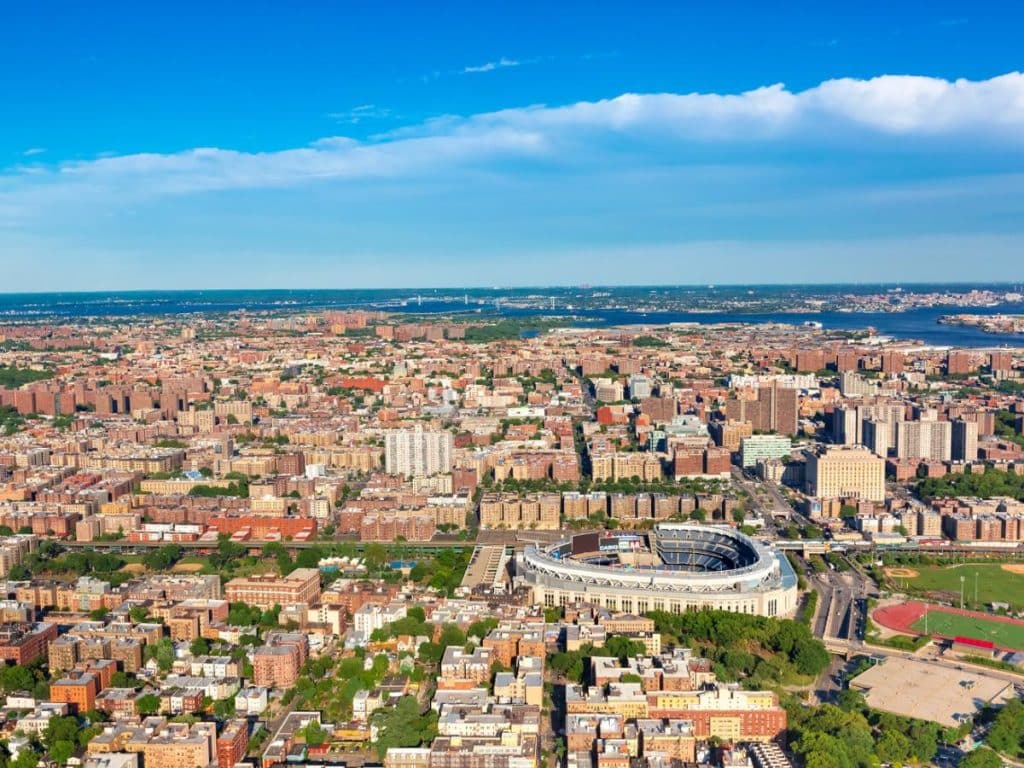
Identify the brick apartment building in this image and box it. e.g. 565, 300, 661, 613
224, 569, 321, 608
253, 631, 309, 689
0, 621, 57, 665
216, 720, 249, 768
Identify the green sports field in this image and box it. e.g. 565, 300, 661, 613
899, 563, 1024, 612
910, 609, 1024, 651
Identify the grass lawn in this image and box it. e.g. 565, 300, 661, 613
902, 563, 1024, 612
910, 610, 1024, 651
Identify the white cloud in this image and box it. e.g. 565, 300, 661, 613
22, 148, 46, 156
328, 104, 393, 124
464, 72, 1024, 138
805, 73, 1024, 134
463, 57, 519, 74
3, 72, 1024, 213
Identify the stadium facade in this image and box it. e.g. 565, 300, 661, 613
517, 523, 798, 617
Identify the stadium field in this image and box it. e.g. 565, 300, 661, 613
896, 562, 1024, 612
910, 609, 1024, 651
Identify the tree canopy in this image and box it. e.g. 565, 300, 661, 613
372, 695, 438, 758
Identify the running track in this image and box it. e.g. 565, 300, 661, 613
874, 600, 1024, 650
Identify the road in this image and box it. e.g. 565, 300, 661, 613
730, 466, 793, 520
824, 636, 1024, 687
821, 564, 874, 643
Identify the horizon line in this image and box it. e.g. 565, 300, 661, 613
2, 280, 1023, 298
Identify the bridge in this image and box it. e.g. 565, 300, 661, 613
776, 539, 1024, 556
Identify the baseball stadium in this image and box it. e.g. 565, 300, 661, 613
517, 523, 799, 617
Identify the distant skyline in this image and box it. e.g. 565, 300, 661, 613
3, 2, 1024, 290
2, 279, 1024, 298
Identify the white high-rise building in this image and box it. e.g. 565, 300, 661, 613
832, 402, 905, 447
628, 374, 652, 400
896, 419, 952, 461
951, 418, 979, 462
385, 425, 454, 477
839, 372, 878, 398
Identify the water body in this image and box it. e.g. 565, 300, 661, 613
0, 289, 1022, 348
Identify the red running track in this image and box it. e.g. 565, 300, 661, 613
873, 600, 927, 634
874, 600, 1024, 645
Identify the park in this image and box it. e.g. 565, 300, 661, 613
883, 561, 1024, 613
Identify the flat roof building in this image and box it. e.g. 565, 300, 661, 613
805, 445, 885, 503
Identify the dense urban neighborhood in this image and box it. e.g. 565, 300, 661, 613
0, 306, 1022, 768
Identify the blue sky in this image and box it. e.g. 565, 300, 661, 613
2, 1, 1024, 290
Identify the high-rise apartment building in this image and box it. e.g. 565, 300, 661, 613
628, 374, 652, 400
917, 510, 942, 537
833, 403, 904, 448
384, 426, 454, 478
896, 420, 952, 461
833, 406, 860, 445
725, 384, 798, 436
951, 418, 979, 462
709, 420, 753, 452
759, 383, 798, 436
861, 419, 892, 457
795, 350, 826, 373
835, 349, 860, 372
946, 351, 975, 376
141, 722, 216, 768
881, 351, 905, 375
989, 351, 1013, 374
838, 372, 878, 398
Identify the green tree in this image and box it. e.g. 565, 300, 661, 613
302, 720, 327, 746
136, 693, 161, 715
227, 602, 263, 626
372, 696, 438, 758
48, 741, 75, 765
129, 605, 150, 623
467, 617, 498, 641
986, 699, 1024, 757
12, 750, 39, 768
363, 543, 388, 570
78, 724, 103, 749
213, 697, 236, 718
959, 748, 1003, 768
875, 730, 912, 764
417, 641, 444, 665
149, 637, 176, 671
110, 671, 139, 689
438, 623, 466, 649
44, 716, 80, 747
0, 663, 35, 692
142, 544, 183, 571
407, 605, 426, 623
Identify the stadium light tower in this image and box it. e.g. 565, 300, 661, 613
960, 575, 965, 610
